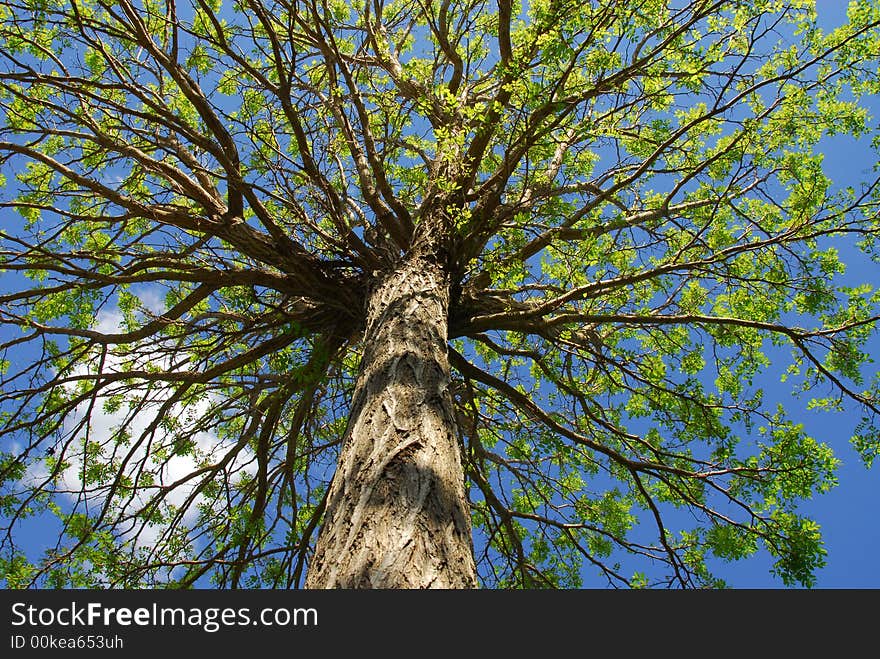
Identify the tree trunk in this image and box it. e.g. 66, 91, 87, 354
305, 254, 478, 588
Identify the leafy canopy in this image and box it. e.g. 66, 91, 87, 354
1, 0, 879, 588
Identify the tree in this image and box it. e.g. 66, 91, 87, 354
1, 0, 879, 590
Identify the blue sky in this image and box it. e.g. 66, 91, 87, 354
712, 0, 880, 588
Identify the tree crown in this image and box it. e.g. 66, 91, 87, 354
1, 0, 879, 588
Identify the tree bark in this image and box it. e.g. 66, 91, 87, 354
305, 254, 478, 588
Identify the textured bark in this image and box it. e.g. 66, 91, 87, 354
305, 255, 478, 588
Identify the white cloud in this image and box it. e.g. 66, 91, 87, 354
25, 293, 257, 556
130, 284, 166, 317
